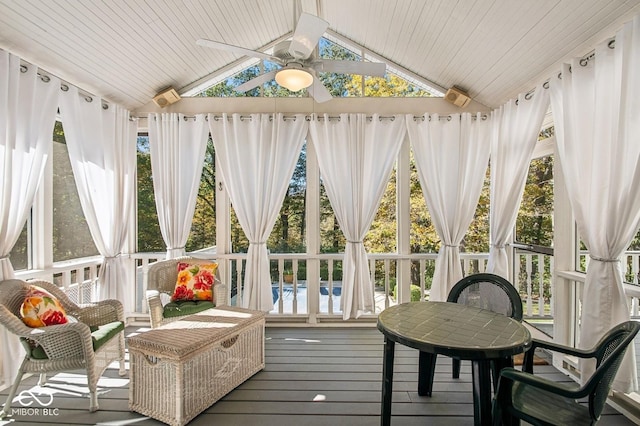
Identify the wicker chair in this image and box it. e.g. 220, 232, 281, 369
146, 256, 227, 328
0, 279, 126, 418
492, 320, 640, 425
418, 273, 523, 396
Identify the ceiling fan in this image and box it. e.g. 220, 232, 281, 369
196, 12, 386, 103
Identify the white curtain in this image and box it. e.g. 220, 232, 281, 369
208, 113, 308, 311
309, 114, 406, 319
0, 52, 59, 386
550, 16, 640, 392
58, 87, 137, 311
406, 113, 491, 301
148, 113, 209, 259
487, 84, 549, 278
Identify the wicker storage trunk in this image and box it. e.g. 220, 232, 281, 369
127, 306, 265, 426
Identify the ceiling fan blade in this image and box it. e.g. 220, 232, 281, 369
307, 75, 332, 103
289, 13, 329, 59
196, 38, 275, 62
235, 70, 278, 93
316, 60, 386, 77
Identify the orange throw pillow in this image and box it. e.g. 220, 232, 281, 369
20, 285, 69, 328
171, 262, 218, 302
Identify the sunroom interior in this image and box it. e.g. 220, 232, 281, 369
3, 0, 640, 424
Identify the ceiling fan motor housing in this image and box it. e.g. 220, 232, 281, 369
273, 40, 298, 61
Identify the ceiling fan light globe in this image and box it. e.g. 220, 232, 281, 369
275, 68, 313, 92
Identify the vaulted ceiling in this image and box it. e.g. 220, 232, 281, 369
1, 0, 639, 111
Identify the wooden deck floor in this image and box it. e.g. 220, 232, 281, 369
0, 326, 635, 426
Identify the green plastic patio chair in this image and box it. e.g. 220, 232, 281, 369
418, 273, 523, 396
492, 320, 640, 426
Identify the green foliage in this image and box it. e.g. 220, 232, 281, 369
318, 38, 362, 97
347, 74, 432, 97
136, 136, 164, 252
267, 145, 307, 253
410, 284, 423, 302
319, 179, 345, 253
186, 139, 216, 251
463, 167, 491, 253
199, 63, 262, 98
409, 157, 439, 254
366, 170, 397, 253
516, 156, 554, 247
387, 281, 425, 302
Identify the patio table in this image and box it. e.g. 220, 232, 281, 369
377, 301, 531, 426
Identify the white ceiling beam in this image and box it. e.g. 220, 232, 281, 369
134, 95, 490, 116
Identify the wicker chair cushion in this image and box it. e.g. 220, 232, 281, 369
162, 300, 215, 318
20, 285, 69, 327
23, 321, 125, 360
171, 262, 218, 302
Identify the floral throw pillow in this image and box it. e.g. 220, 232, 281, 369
171, 262, 218, 302
20, 285, 69, 328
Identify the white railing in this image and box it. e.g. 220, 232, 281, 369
579, 250, 640, 317
14, 255, 103, 306
622, 251, 640, 317
514, 251, 554, 319
14, 251, 640, 322
128, 252, 494, 319
11, 251, 557, 321
131, 252, 165, 314
24, 250, 640, 324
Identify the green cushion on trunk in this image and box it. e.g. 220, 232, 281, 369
162, 300, 215, 318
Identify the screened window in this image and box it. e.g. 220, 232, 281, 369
136, 134, 163, 252
136, 135, 217, 253
9, 218, 29, 270
52, 121, 98, 261
187, 139, 216, 252
268, 143, 307, 254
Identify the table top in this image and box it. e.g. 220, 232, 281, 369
377, 301, 531, 360
127, 306, 265, 359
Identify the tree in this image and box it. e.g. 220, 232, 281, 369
269, 145, 306, 253
136, 136, 164, 252
347, 74, 433, 97
462, 168, 491, 253
200, 64, 261, 97
318, 38, 362, 97
516, 156, 554, 247
137, 137, 217, 253
186, 139, 216, 251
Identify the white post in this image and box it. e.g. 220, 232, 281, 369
396, 136, 411, 304
306, 138, 321, 323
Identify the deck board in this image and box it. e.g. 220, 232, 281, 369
0, 326, 635, 426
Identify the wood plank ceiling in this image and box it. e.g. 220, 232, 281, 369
0, 0, 639, 111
